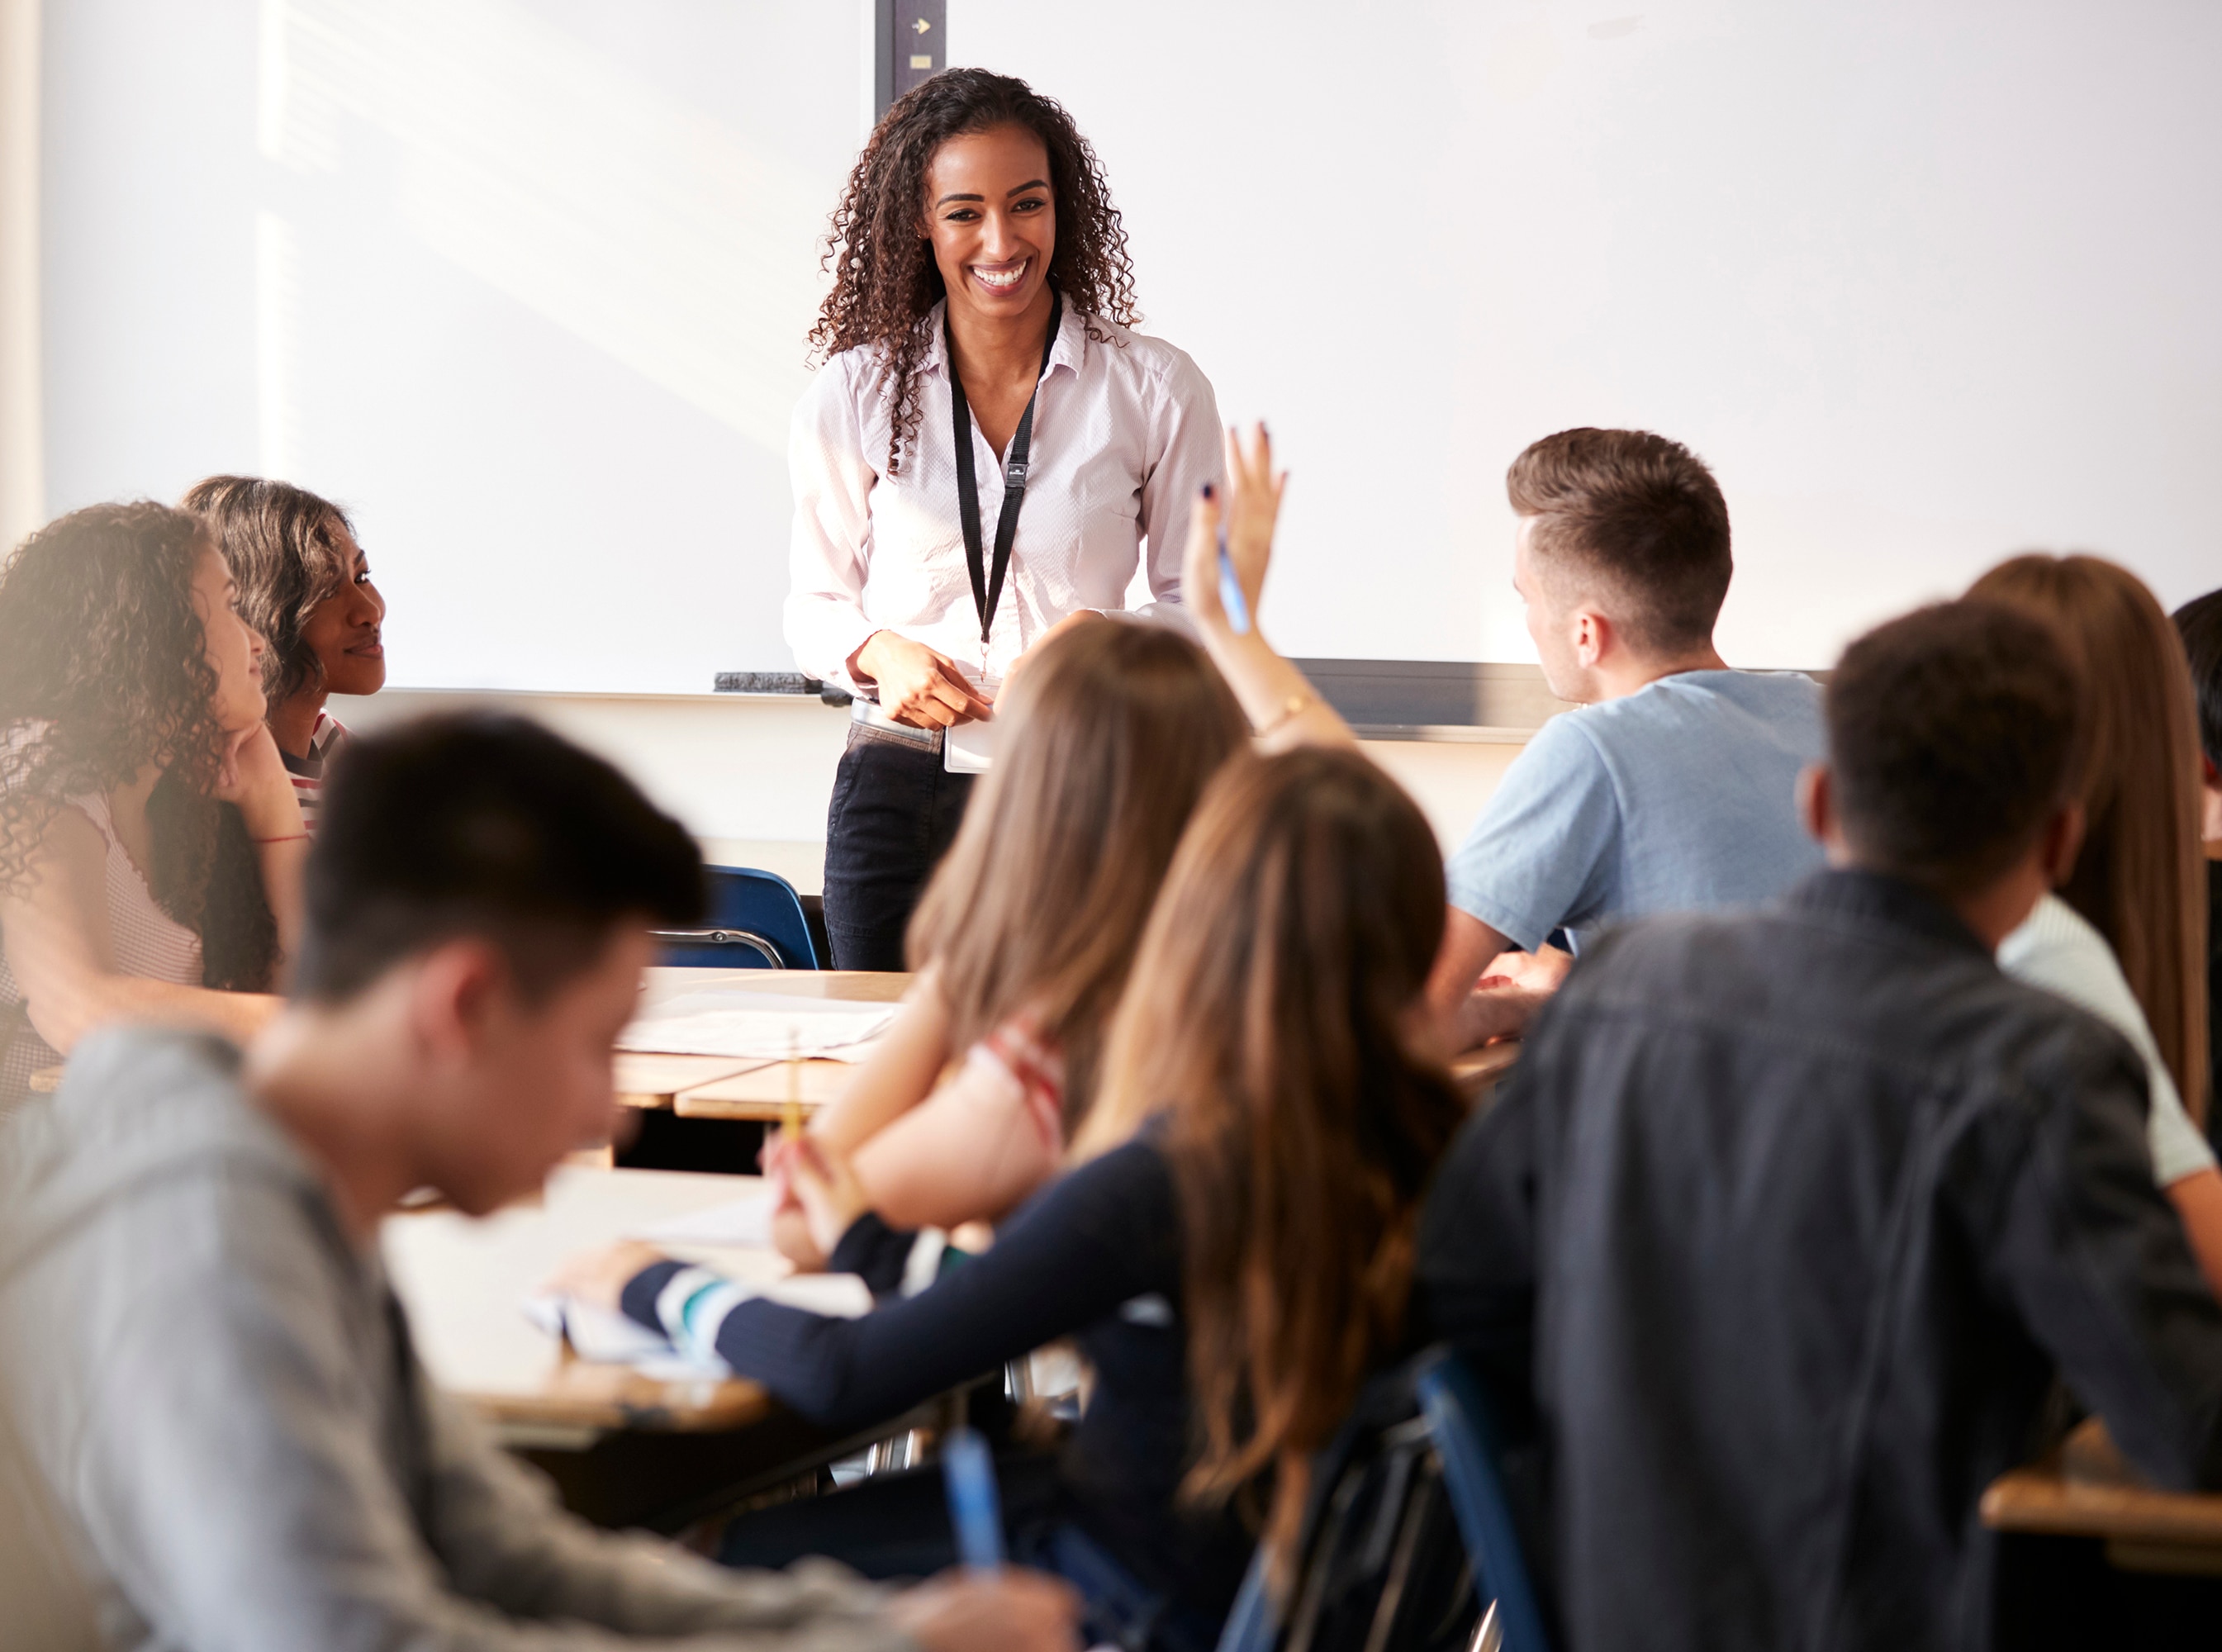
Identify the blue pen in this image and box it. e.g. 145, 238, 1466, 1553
1218, 533, 1252, 635
941, 1427, 1005, 1569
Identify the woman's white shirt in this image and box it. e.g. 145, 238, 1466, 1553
784, 301, 1223, 692
1997, 893, 2215, 1186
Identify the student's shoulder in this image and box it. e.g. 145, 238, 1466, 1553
1591, 667, 1822, 740
4, 1028, 320, 1251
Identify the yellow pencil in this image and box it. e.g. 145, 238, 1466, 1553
782, 1024, 803, 1142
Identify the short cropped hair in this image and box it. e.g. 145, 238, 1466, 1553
294, 713, 702, 1003
1826, 601, 2086, 894
1506, 428, 1732, 657
2174, 587, 2222, 768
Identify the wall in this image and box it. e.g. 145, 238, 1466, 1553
328, 690, 1522, 892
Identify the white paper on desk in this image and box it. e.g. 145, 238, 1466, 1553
616, 997, 897, 1060
521, 1272, 876, 1372
519, 1295, 696, 1364
629, 1191, 776, 1248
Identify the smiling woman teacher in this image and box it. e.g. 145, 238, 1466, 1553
786, 69, 1223, 970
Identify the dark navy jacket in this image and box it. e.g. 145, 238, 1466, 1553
1422, 869, 2222, 1652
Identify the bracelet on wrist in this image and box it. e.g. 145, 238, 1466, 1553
1256, 693, 1315, 738
250, 833, 310, 845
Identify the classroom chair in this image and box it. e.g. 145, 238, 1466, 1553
1215, 1346, 1552, 1652
651, 866, 821, 970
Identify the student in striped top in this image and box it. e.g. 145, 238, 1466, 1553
0, 504, 304, 1111
186, 477, 387, 830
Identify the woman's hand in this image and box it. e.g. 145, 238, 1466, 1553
214, 724, 306, 841
853, 631, 996, 729
765, 1131, 872, 1261
546, 1239, 672, 1315
1182, 424, 1287, 638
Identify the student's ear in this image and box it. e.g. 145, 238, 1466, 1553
1797, 762, 1835, 848
1572, 607, 1611, 670
2035, 800, 2087, 889
405, 938, 508, 1070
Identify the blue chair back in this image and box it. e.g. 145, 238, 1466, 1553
1213, 1346, 1551, 1652
652, 866, 820, 970
1413, 1349, 1553, 1652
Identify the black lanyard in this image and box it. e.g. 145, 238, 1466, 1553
947, 294, 1061, 649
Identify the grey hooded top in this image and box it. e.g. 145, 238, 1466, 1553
0, 1024, 917, 1652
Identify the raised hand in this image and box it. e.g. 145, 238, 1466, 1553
1182, 424, 1287, 638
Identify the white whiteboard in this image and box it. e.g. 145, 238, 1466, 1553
41, 1, 2222, 689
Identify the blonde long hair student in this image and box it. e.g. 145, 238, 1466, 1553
1077, 744, 1469, 1568
781, 617, 1249, 1255
1968, 553, 2221, 1292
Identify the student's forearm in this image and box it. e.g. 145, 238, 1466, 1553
1200, 627, 1355, 752
1428, 909, 1512, 1016
2169, 1170, 2222, 1304
254, 838, 308, 961
807, 978, 953, 1156
26, 973, 281, 1055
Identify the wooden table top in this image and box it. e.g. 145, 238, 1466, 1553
382, 1165, 787, 1437
620, 967, 1522, 1118
1982, 1417, 2222, 1572
616, 969, 910, 1113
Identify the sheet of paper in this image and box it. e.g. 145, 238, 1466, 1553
618, 995, 897, 1059
521, 1271, 876, 1371
628, 1191, 776, 1248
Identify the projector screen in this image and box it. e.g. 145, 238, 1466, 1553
41, 0, 2222, 691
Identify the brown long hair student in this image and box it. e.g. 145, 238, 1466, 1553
1969, 554, 2211, 1119
1080, 745, 1469, 1569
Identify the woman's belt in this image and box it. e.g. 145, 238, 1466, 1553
849, 697, 944, 752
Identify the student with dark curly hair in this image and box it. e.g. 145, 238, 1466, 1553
184, 477, 387, 831
0, 503, 306, 1111
785, 68, 1224, 968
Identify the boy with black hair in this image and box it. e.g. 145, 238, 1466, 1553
2173, 586, 2222, 1155
1423, 601, 2222, 1652
0, 713, 1076, 1651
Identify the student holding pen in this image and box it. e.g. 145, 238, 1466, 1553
558, 738, 1470, 1652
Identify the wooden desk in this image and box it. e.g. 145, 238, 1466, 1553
385, 1163, 941, 1530
619, 969, 911, 1114
382, 1165, 783, 1441
1983, 1418, 2222, 1574
624, 969, 1515, 1120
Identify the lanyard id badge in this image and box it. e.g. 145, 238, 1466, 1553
947, 293, 1062, 654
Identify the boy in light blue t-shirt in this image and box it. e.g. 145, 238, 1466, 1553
1431, 430, 1826, 1048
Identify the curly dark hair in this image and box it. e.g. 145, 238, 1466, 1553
811, 68, 1140, 475
0, 502, 277, 989
183, 476, 356, 706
